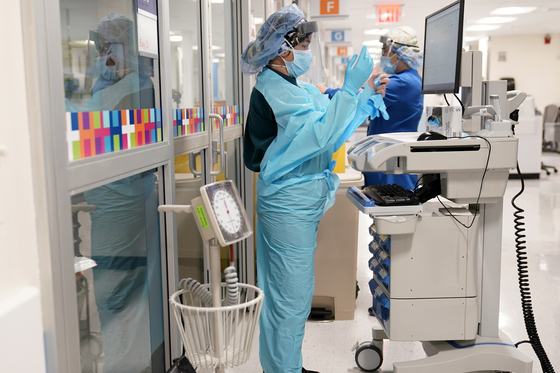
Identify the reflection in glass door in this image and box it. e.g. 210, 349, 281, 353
72, 170, 164, 373
61, 2, 162, 161
60, 0, 166, 372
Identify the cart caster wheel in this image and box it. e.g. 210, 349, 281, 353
355, 342, 382, 372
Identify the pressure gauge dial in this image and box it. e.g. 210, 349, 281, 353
212, 190, 242, 234
196, 180, 252, 246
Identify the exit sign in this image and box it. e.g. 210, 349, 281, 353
378, 5, 401, 23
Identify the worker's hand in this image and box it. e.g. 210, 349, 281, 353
342, 46, 374, 95
367, 73, 390, 97
315, 84, 328, 94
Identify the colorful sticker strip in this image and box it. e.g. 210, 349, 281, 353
173, 108, 204, 137
66, 108, 162, 161
65, 106, 242, 161
212, 105, 242, 130
173, 105, 242, 137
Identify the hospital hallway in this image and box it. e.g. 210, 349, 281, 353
227, 152, 560, 373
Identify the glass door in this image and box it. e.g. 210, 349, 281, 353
168, 0, 249, 286
58, 0, 172, 372
209, 0, 246, 281
168, 0, 205, 288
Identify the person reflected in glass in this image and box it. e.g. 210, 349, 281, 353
66, 12, 154, 112
66, 12, 163, 373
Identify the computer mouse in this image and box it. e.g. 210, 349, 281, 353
417, 131, 448, 141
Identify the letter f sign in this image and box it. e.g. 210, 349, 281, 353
320, 0, 339, 15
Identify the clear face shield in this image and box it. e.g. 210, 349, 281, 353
378, 36, 398, 74
86, 30, 128, 87
85, 30, 101, 91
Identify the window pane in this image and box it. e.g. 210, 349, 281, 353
61, 1, 162, 161
72, 169, 164, 373
168, 0, 205, 138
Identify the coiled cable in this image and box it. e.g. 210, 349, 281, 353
512, 162, 555, 373
179, 266, 240, 307
179, 278, 213, 307
224, 266, 240, 306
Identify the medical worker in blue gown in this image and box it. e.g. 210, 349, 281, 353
363, 26, 424, 190
67, 12, 164, 373
240, 4, 388, 373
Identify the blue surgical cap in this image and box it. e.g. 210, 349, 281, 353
240, 4, 306, 75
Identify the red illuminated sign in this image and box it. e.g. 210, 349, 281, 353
378, 5, 401, 23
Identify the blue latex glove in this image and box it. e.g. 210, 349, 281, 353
342, 46, 374, 95
371, 94, 389, 120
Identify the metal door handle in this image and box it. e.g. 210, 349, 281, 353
209, 113, 225, 176
188, 152, 202, 176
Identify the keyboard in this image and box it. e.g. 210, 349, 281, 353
363, 184, 420, 206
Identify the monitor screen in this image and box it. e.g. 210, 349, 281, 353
421, 0, 465, 94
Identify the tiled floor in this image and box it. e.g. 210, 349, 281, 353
226, 152, 560, 373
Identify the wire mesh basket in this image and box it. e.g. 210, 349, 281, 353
170, 282, 264, 369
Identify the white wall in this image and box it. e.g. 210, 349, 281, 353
488, 33, 560, 113
0, 0, 42, 302
0, 0, 47, 371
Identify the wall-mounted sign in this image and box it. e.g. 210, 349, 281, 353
334, 56, 350, 65
378, 5, 401, 23
329, 46, 353, 56
310, 0, 349, 19
137, 0, 158, 58
324, 29, 352, 43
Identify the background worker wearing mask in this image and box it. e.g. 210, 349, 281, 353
67, 12, 163, 372
363, 26, 424, 190
240, 4, 387, 373
65, 12, 155, 112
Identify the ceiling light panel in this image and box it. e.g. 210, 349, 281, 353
466, 24, 502, 31
364, 29, 389, 35
476, 17, 517, 24
490, 7, 537, 15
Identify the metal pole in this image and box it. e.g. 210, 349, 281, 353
209, 238, 225, 373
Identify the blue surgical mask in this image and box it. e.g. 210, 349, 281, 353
282, 49, 313, 78
380, 56, 397, 74
97, 55, 117, 81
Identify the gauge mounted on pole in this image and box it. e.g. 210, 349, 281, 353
191, 180, 252, 246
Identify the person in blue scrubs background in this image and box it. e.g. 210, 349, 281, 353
363, 26, 424, 190
240, 4, 387, 373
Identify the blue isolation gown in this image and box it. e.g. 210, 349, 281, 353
364, 68, 423, 190
251, 68, 384, 373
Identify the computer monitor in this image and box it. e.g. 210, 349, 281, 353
421, 0, 465, 94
